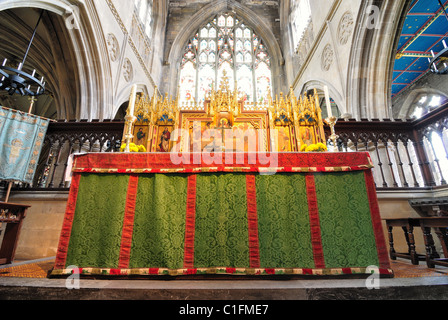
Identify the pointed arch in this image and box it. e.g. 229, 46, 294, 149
0, 0, 114, 121
346, 0, 408, 120
301, 80, 344, 118
165, 0, 284, 97
114, 83, 151, 118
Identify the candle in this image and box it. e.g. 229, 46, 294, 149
443, 40, 447, 48
128, 84, 138, 116
2, 58, 6, 66
324, 86, 332, 118
431, 50, 435, 57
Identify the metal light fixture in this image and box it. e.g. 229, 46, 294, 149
0, 10, 46, 96
429, 0, 448, 74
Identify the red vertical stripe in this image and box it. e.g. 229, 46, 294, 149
364, 170, 391, 269
118, 174, 139, 269
54, 173, 82, 270
184, 174, 197, 269
246, 174, 261, 269
305, 174, 326, 269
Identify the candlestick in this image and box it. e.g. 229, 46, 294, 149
28, 96, 36, 114
324, 86, 332, 118
325, 116, 339, 152
128, 84, 137, 117
124, 84, 138, 152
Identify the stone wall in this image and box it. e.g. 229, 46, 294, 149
99, 0, 169, 116
8, 189, 446, 262
8, 192, 68, 261
283, 0, 408, 121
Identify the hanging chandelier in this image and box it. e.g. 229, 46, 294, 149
0, 10, 46, 96
429, 0, 448, 74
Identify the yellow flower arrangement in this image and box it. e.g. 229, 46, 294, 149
301, 143, 328, 152
120, 143, 146, 153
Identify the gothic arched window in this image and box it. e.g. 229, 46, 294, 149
134, 0, 153, 39
178, 12, 272, 107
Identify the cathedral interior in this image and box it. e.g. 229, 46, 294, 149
0, 0, 448, 301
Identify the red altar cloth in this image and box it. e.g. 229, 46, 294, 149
51, 152, 392, 278
71, 152, 374, 174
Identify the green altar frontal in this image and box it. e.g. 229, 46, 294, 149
50, 152, 393, 278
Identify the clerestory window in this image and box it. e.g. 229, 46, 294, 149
178, 12, 272, 107
134, 0, 153, 39
290, 0, 312, 52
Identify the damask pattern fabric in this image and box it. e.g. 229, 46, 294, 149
129, 174, 188, 270
194, 173, 250, 268
256, 174, 315, 269
52, 153, 392, 278
65, 174, 129, 268
314, 172, 380, 269
0, 107, 49, 184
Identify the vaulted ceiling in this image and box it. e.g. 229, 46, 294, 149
392, 0, 448, 99
0, 8, 78, 120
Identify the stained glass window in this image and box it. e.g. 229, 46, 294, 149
178, 12, 273, 106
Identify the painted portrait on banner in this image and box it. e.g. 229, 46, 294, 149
157, 126, 173, 152
231, 122, 258, 152
189, 121, 216, 152
133, 125, 149, 147
299, 126, 316, 147
275, 126, 292, 152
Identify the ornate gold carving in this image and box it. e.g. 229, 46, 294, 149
205, 71, 241, 127
124, 72, 327, 152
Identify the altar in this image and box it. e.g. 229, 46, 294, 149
50, 152, 393, 278
50, 77, 392, 278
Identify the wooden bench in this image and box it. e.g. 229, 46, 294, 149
0, 202, 30, 265
418, 217, 448, 268
384, 218, 426, 265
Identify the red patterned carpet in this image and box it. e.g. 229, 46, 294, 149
391, 259, 448, 278
0, 259, 54, 278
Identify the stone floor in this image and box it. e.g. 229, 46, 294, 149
0, 257, 448, 301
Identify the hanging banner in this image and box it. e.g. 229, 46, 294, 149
0, 107, 50, 184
